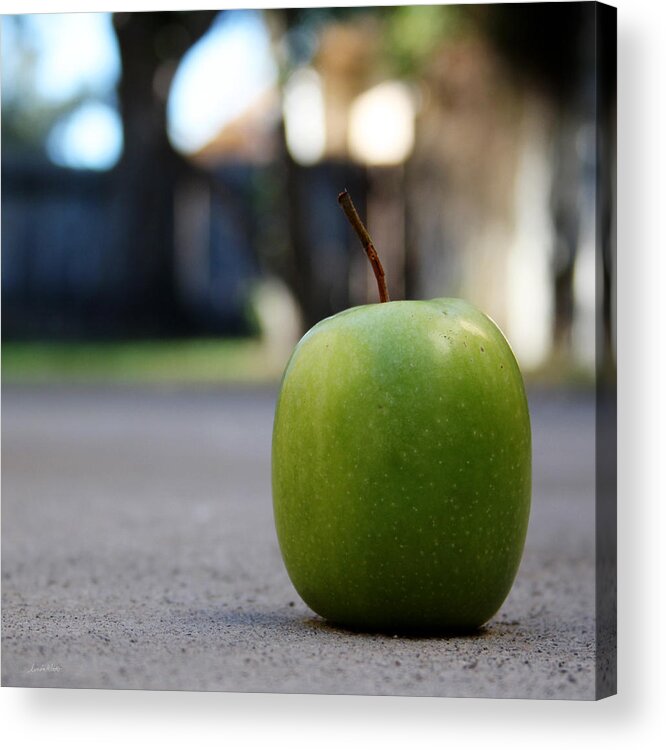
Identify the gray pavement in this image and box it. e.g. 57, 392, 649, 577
2, 385, 596, 699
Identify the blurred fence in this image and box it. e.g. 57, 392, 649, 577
2, 158, 260, 340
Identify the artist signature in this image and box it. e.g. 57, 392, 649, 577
26, 663, 61, 674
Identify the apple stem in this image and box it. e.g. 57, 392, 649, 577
338, 190, 390, 303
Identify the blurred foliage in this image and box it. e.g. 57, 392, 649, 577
279, 5, 471, 80
381, 4, 470, 77
2, 339, 283, 385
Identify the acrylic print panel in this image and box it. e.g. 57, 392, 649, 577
1, 2, 616, 699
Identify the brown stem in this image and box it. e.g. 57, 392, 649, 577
338, 190, 390, 303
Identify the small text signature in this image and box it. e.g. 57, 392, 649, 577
26, 663, 62, 674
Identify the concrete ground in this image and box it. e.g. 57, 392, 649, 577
2, 385, 596, 699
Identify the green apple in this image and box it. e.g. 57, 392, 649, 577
271, 194, 531, 633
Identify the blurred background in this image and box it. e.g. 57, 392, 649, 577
1, 4, 615, 385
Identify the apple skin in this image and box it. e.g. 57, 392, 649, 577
272, 298, 531, 633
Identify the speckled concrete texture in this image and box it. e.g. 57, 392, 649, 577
2, 386, 596, 699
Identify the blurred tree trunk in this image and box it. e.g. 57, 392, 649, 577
274, 9, 366, 330
112, 11, 217, 334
